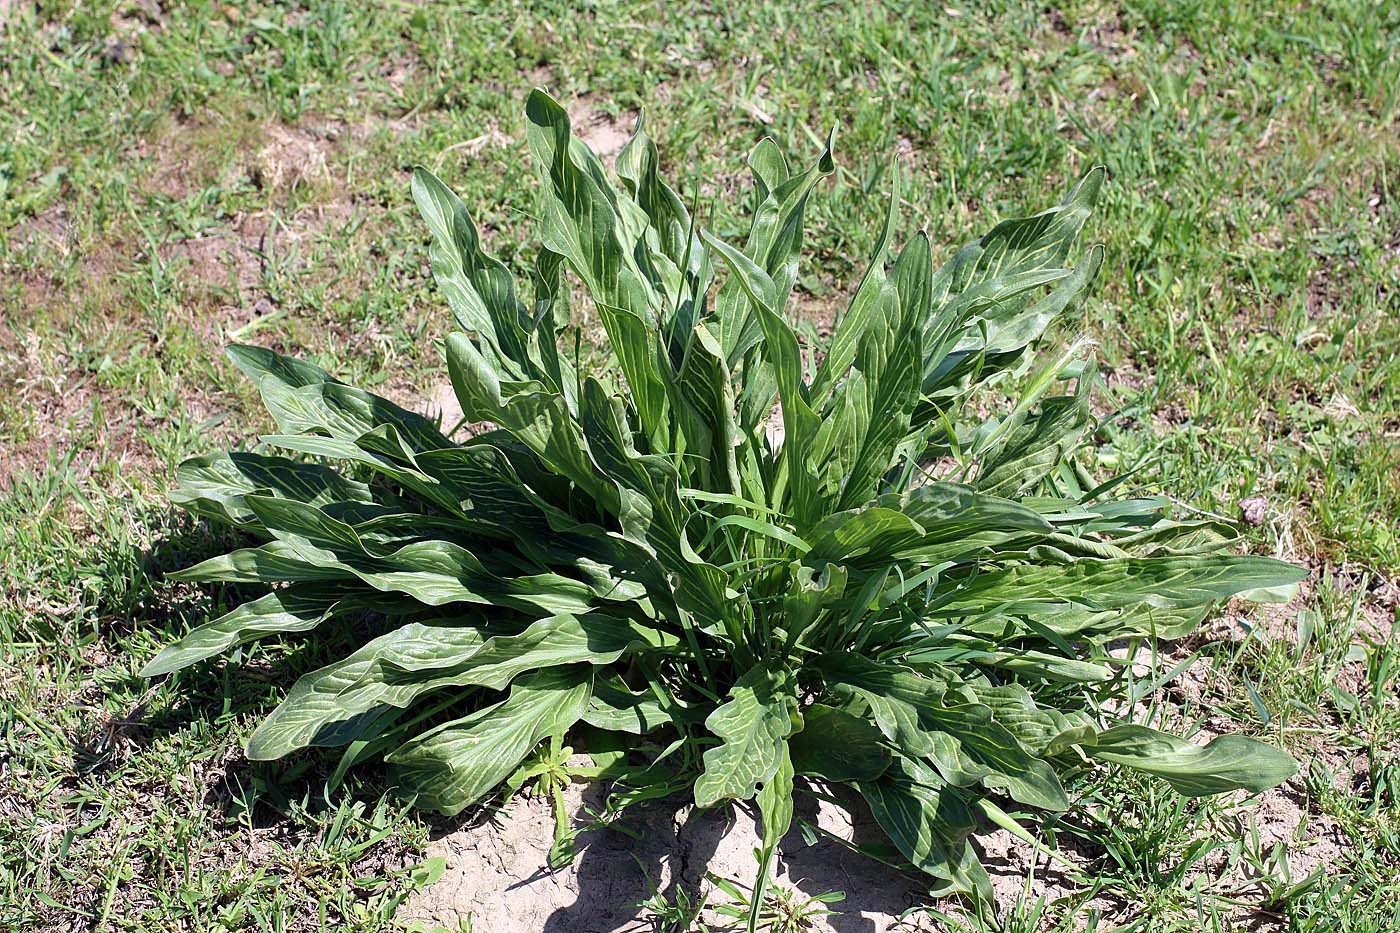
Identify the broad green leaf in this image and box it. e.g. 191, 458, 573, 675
411, 167, 536, 382
615, 110, 704, 302
920, 637, 1112, 683
981, 247, 1104, 357
1089, 724, 1298, 796
528, 246, 578, 407
920, 169, 1105, 404
668, 323, 744, 495
789, 703, 890, 782
858, 754, 991, 902
702, 230, 823, 530
823, 226, 935, 509
810, 483, 1051, 565
229, 344, 450, 453
717, 133, 834, 369
246, 613, 669, 759
170, 540, 356, 584
1110, 519, 1239, 556
928, 167, 1102, 333
900, 482, 1054, 531
935, 555, 1308, 618
245, 622, 487, 760
781, 561, 847, 651
256, 432, 445, 504
811, 164, 901, 403
583, 674, 700, 734
576, 379, 734, 633
524, 89, 671, 445
141, 585, 376, 676
444, 333, 619, 511
968, 683, 1098, 756
694, 663, 799, 807
806, 505, 925, 563
825, 656, 1068, 810
210, 493, 599, 615
170, 451, 373, 531
975, 376, 1094, 498
388, 665, 593, 815
833, 296, 922, 510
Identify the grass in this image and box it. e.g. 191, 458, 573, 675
1, 0, 1396, 930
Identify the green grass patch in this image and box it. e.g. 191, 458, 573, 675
2, 1, 1396, 930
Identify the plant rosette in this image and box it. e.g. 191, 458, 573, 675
144, 89, 1303, 927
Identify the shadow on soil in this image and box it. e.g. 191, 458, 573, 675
91, 515, 951, 930
72, 510, 399, 814
408, 779, 938, 933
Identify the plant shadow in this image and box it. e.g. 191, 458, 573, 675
88, 518, 946, 931
72, 509, 405, 817
408, 779, 937, 933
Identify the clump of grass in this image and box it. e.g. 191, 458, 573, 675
142, 90, 1302, 926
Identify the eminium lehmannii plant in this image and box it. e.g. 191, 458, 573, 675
145, 89, 1303, 921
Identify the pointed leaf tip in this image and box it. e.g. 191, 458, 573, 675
525, 88, 566, 126
1070, 166, 1106, 206
818, 127, 837, 172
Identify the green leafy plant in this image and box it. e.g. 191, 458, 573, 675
707, 873, 842, 931
144, 90, 1303, 925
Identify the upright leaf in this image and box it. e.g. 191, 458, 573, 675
524, 90, 671, 445
694, 663, 799, 807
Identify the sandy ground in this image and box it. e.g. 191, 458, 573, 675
396, 721, 1349, 932
399, 781, 957, 933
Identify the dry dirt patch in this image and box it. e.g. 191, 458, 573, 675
400, 783, 946, 933
567, 100, 635, 169
249, 123, 333, 193
402, 781, 1328, 932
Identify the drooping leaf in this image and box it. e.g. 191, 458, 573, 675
934, 555, 1308, 618
1088, 724, 1298, 796
968, 682, 1098, 756
583, 673, 700, 734
826, 655, 1069, 810
228, 344, 451, 453
858, 754, 992, 902
140, 585, 414, 677
246, 613, 669, 760
181, 493, 601, 615
388, 665, 594, 815
170, 451, 374, 532
789, 703, 891, 782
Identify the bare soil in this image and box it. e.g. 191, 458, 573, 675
567, 101, 635, 170
403, 772, 1354, 932
400, 782, 948, 933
